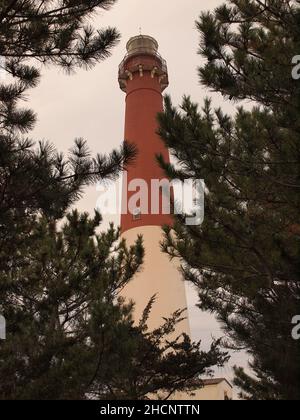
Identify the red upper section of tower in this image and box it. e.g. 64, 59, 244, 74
119, 35, 173, 233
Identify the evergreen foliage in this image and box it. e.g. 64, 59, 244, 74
158, 0, 300, 400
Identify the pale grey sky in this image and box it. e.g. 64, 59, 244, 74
27, 0, 249, 385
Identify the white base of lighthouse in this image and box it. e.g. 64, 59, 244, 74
122, 226, 190, 336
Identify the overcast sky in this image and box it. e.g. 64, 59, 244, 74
28, 0, 249, 384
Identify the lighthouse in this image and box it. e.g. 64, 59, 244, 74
118, 35, 190, 335
117, 35, 233, 401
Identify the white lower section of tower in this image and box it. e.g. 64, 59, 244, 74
121, 225, 191, 337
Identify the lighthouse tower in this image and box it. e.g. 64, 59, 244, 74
118, 35, 190, 335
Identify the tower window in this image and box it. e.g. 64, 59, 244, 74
132, 208, 141, 221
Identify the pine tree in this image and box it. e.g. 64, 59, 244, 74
158, 0, 300, 400
0, 1, 120, 68
0, 210, 228, 400
0, 211, 143, 399
89, 295, 228, 400
0, 2, 228, 399
0, 0, 135, 270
